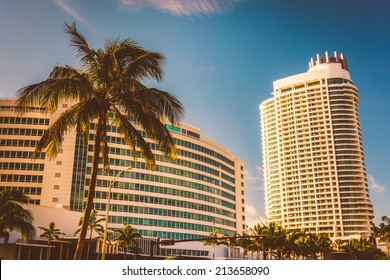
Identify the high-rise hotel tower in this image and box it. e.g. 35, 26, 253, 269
259, 51, 373, 238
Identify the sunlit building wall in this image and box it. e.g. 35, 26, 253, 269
260, 52, 374, 238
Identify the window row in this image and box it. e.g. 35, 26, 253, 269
0, 139, 38, 147
0, 186, 42, 195
0, 150, 45, 159
0, 117, 49, 125
0, 162, 44, 171
0, 174, 43, 183
0, 128, 45, 136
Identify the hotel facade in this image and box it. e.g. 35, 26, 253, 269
259, 52, 374, 238
0, 99, 246, 241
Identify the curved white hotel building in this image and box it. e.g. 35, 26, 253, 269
260, 52, 374, 238
0, 99, 246, 240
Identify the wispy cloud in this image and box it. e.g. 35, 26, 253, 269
368, 174, 386, 193
244, 165, 263, 190
119, 0, 244, 17
55, 0, 88, 26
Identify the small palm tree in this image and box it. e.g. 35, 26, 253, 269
315, 234, 331, 260
113, 221, 141, 260
284, 229, 301, 260
331, 238, 345, 253
74, 209, 105, 259
38, 222, 65, 259
262, 222, 281, 260
250, 223, 266, 259
202, 228, 222, 260
16, 22, 184, 260
236, 232, 252, 260
378, 216, 390, 256
0, 189, 36, 243
222, 232, 240, 259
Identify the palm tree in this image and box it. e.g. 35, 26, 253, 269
74, 208, 105, 259
273, 224, 288, 260
262, 222, 284, 260
202, 229, 222, 260
38, 222, 65, 260
343, 238, 384, 260
379, 216, 390, 241
16, 22, 184, 260
296, 230, 311, 260
250, 223, 266, 259
331, 238, 345, 253
0, 189, 36, 243
284, 229, 301, 260
222, 232, 239, 259
378, 216, 390, 256
236, 232, 252, 260
113, 221, 141, 260
314, 234, 331, 260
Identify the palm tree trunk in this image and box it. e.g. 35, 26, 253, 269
74, 116, 104, 260
87, 230, 92, 260
47, 240, 51, 260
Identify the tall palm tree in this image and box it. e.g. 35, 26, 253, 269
0, 189, 36, 243
74, 208, 105, 259
38, 222, 65, 260
113, 221, 141, 260
16, 22, 184, 260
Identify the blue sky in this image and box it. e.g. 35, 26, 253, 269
0, 0, 389, 227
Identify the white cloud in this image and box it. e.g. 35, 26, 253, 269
368, 174, 386, 193
119, 0, 244, 16
245, 204, 266, 229
55, 0, 88, 26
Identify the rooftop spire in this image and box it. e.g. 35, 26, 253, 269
308, 51, 348, 70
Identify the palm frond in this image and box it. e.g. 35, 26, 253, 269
33, 102, 83, 159
122, 51, 165, 82
64, 22, 97, 69
16, 66, 92, 114
110, 106, 156, 170
142, 87, 184, 124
